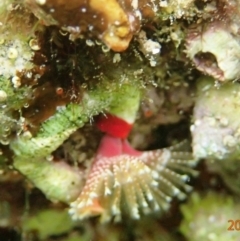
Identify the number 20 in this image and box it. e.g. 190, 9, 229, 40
228, 220, 240, 231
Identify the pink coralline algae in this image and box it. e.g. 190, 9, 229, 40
69, 113, 197, 222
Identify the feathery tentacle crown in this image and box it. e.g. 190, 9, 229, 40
69, 132, 197, 222
69, 86, 197, 222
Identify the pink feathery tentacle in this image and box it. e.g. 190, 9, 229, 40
69, 105, 196, 222
95, 134, 122, 158
122, 138, 142, 156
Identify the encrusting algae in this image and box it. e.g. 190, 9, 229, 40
180, 191, 240, 241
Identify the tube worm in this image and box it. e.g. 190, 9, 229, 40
69, 86, 197, 222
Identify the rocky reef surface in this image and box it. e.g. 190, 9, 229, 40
1, 0, 240, 240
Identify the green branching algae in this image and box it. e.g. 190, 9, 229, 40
10, 83, 141, 202
1, 0, 240, 240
